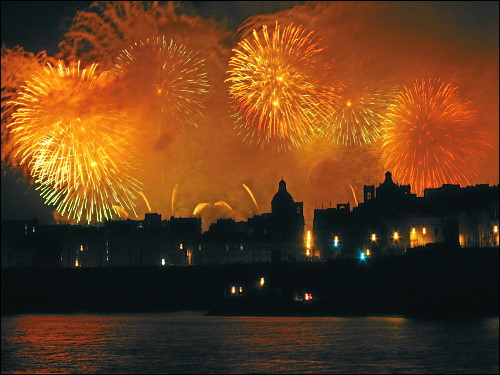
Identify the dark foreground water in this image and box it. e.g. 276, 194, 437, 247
1, 312, 498, 374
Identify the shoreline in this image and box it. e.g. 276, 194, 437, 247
2, 248, 498, 317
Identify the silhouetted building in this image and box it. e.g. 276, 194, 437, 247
1, 219, 38, 267
2, 173, 498, 268
2, 214, 201, 268
313, 172, 499, 259
199, 179, 305, 264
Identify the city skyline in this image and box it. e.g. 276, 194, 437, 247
1, 1, 498, 230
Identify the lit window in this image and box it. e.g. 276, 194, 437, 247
333, 236, 339, 247
494, 225, 499, 234
422, 227, 426, 235
412, 228, 416, 234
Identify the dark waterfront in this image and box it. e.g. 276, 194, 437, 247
2, 249, 498, 317
1, 312, 498, 374
2, 248, 498, 373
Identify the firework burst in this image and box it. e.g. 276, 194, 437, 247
327, 81, 399, 146
226, 22, 339, 151
1, 46, 56, 164
58, 1, 228, 70
115, 36, 209, 130
381, 79, 489, 195
8, 61, 142, 223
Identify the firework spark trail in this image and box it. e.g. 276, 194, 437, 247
7, 61, 142, 224
171, 183, 178, 216
139, 191, 152, 212
226, 21, 340, 151
214, 200, 235, 214
112, 205, 129, 219
242, 183, 260, 214
381, 79, 490, 195
115, 36, 209, 130
328, 81, 399, 146
193, 202, 210, 216
348, 184, 359, 207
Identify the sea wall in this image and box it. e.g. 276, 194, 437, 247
2, 248, 498, 316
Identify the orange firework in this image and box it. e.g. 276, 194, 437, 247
381, 79, 489, 195
115, 36, 209, 130
8, 61, 142, 223
226, 22, 340, 151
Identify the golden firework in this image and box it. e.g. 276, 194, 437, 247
115, 36, 209, 130
8, 61, 142, 223
226, 22, 339, 151
327, 81, 399, 146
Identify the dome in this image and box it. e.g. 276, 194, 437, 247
377, 171, 403, 199
272, 179, 294, 214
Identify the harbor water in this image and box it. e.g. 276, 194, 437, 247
1, 311, 498, 374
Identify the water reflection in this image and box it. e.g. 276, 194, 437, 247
1, 313, 498, 374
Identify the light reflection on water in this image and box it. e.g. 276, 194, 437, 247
1, 312, 498, 374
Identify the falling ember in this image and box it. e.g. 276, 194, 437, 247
193, 202, 210, 217
171, 183, 178, 217
226, 21, 340, 151
381, 79, 490, 195
348, 184, 359, 207
7, 61, 142, 224
139, 191, 152, 212
115, 36, 209, 130
242, 184, 260, 214
214, 201, 235, 214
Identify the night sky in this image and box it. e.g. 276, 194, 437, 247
1, 1, 498, 227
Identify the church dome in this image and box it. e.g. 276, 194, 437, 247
272, 179, 294, 214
